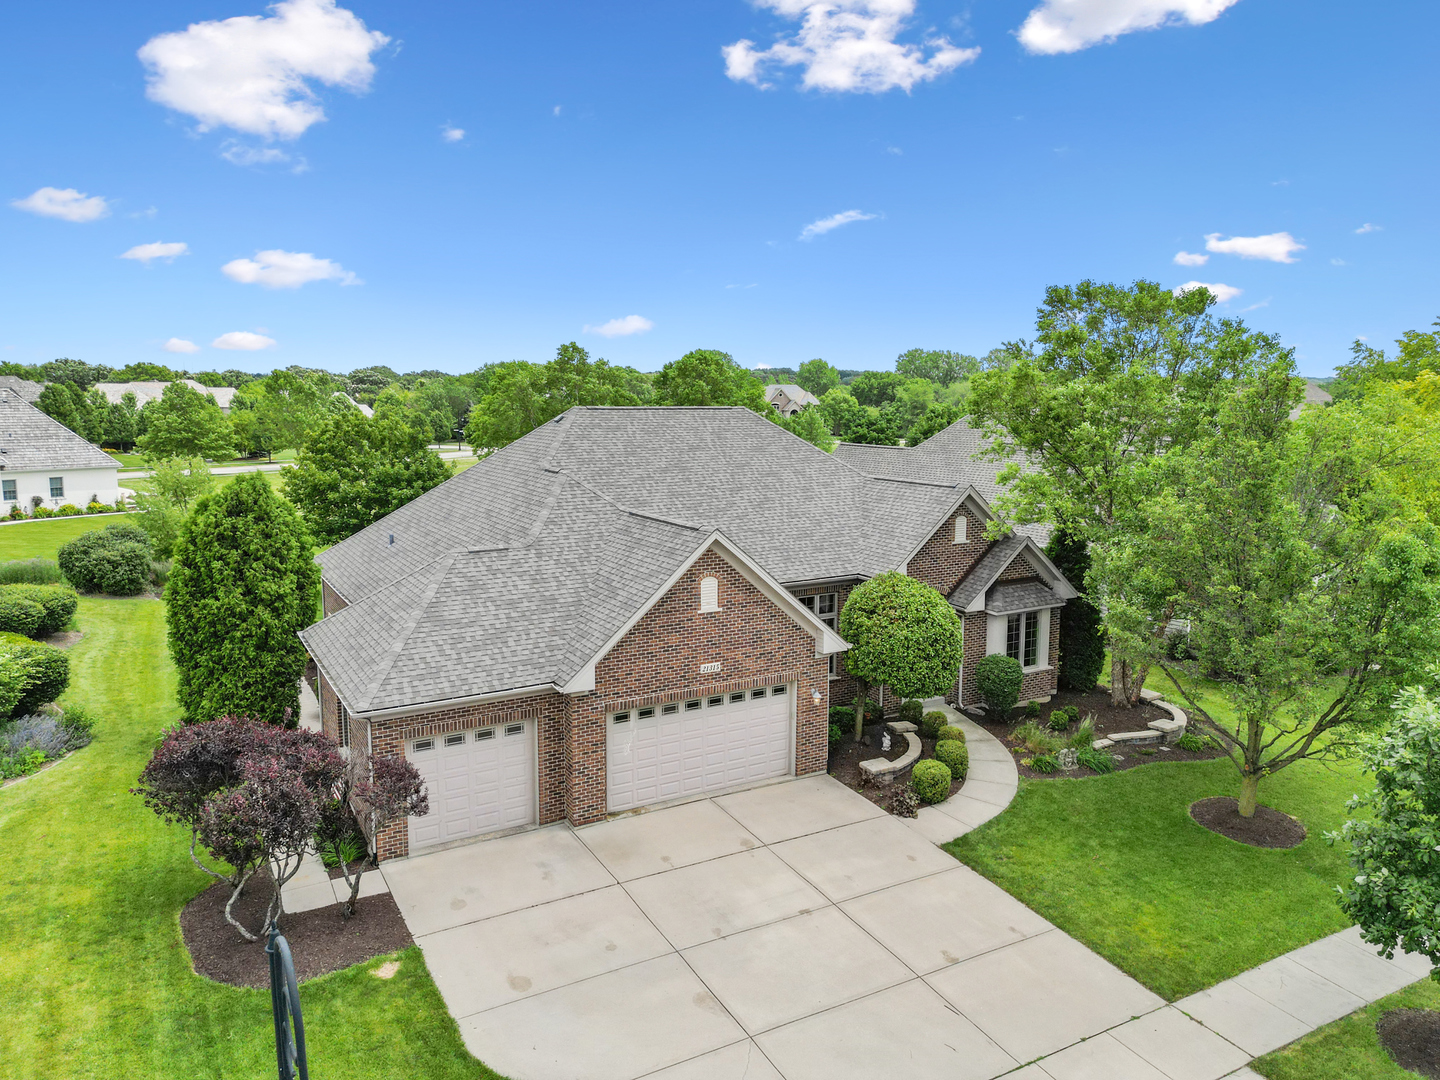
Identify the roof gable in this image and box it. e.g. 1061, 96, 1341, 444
0, 393, 119, 472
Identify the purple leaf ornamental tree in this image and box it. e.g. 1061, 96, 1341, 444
318, 753, 429, 920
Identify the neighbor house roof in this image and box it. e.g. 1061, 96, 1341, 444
94, 380, 237, 410
833, 417, 1049, 543
765, 384, 820, 409
0, 391, 120, 472
0, 376, 42, 404
1289, 380, 1332, 419
307, 406, 970, 712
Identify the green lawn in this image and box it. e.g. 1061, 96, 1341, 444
947, 757, 1366, 1000
1251, 978, 1440, 1079
0, 514, 134, 560
0, 598, 503, 1080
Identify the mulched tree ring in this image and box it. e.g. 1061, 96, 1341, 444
1378, 1008, 1440, 1079
180, 871, 413, 988
1188, 796, 1306, 849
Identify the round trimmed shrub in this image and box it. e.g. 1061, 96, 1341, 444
5, 584, 78, 637
898, 699, 923, 726
910, 759, 952, 804
829, 706, 855, 726
936, 725, 965, 743
920, 710, 947, 740
934, 739, 969, 779
0, 595, 44, 637
974, 654, 1023, 716
1024, 700, 1041, 718
2, 636, 70, 718
828, 723, 845, 748
1047, 709, 1071, 732
58, 523, 152, 596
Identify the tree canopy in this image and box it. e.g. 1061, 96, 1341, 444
282, 411, 453, 545
165, 472, 320, 726
796, 358, 840, 397
896, 348, 980, 386
136, 382, 233, 460
653, 349, 766, 411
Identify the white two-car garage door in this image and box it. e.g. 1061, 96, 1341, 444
406, 720, 535, 850
606, 684, 793, 813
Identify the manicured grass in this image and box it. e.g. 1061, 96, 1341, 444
1251, 978, 1440, 1079
947, 757, 1368, 1000
0, 514, 134, 561
0, 598, 503, 1080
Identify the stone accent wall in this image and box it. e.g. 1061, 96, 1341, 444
367, 691, 568, 861
576, 548, 831, 826
907, 505, 989, 599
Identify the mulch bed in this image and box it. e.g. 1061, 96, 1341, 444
1188, 797, 1306, 849
829, 724, 963, 811
1379, 1008, 1440, 1078
180, 870, 412, 988
41, 630, 83, 649
980, 687, 1228, 780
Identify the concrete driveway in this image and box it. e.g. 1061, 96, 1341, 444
384, 774, 1259, 1080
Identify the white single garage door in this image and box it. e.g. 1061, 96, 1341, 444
406, 720, 535, 850
606, 684, 793, 813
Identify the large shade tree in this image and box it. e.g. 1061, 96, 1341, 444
136, 381, 233, 460
968, 279, 1296, 706
653, 349, 766, 411
165, 472, 320, 726
837, 572, 964, 742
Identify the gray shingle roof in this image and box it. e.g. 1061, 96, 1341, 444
986, 581, 1060, 614
0, 377, 42, 404
308, 406, 969, 711
833, 418, 1049, 544
0, 392, 119, 471
94, 380, 237, 409
948, 535, 1028, 611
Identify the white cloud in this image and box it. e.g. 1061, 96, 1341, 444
138, 0, 390, 141
553, 105, 562, 116
221, 142, 291, 166
212, 331, 277, 351
1174, 280, 1242, 303
121, 241, 190, 264
11, 186, 111, 223
441, 125, 464, 142
1018, 0, 1241, 55
754, 363, 773, 369
163, 337, 202, 354
723, 0, 979, 93
222, 248, 358, 288
1173, 250, 1208, 266
584, 315, 654, 338
799, 209, 876, 240
1239, 298, 1270, 312
1204, 231, 1304, 263
1331, 257, 1347, 266
1355, 222, 1382, 234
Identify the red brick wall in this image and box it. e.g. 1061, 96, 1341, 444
960, 611, 988, 707
322, 580, 348, 617
960, 606, 1062, 708
907, 505, 990, 599
576, 548, 831, 825
318, 671, 339, 742
997, 553, 1040, 583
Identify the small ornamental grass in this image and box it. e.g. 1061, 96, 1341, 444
1029, 753, 1060, 774
1068, 716, 1097, 750
1175, 731, 1205, 752
934, 739, 969, 779
1076, 747, 1117, 773
1013, 721, 1061, 755
0, 558, 65, 586
910, 759, 952, 804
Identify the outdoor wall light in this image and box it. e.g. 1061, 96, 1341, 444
811, 688, 822, 707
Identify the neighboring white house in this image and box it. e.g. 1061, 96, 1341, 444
764, 383, 820, 417
93, 379, 238, 414
0, 390, 123, 510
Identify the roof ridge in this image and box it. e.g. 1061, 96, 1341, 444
356, 553, 458, 712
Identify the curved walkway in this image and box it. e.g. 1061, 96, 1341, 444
904, 698, 1020, 845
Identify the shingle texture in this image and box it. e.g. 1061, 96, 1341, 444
833, 417, 1049, 543
94, 380, 237, 409
0, 392, 120, 471
307, 407, 965, 712
0, 377, 42, 404
985, 581, 1059, 614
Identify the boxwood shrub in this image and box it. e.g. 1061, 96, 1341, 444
57, 523, 152, 595
919, 710, 948, 739
0, 595, 44, 638
936, 725, 965, 743
974, 654, 1023, 716
4, 584, 77, 637
0, 634, 70, 718
934, 739, 968, 779
910, 759, 952, 804
898, 699, 923, 726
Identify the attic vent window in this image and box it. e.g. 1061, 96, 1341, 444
699, 575, 720, 613
954, 515, 967, 544
389, 534, 395, 546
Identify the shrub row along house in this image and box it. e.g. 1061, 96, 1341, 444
301, 408, 1076, 858
0, 388, 124, 512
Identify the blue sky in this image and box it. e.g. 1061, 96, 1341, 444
2, 1, 1435, 378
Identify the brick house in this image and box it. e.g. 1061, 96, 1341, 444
301, 407, 1074, 859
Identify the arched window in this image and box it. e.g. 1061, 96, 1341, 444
699, 575, 720, 612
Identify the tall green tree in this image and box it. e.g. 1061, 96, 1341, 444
1044, 530, 1105, 692
796, 358, 841, 397
909, 403, 963, 445
465, 361, 550, 449
969, 279, 1295, 705
40, 357, 111, 389
132, 456, 216, 559
102, 391, 141, 451
770, 406, 837, 451
1146, 373, 1440, 816
848, 370, 904, 408
837, 572, 964, 741
818, 387, 866, 439
896, 348, 980, 385
653, 349, 766, 411
1331, 317, 1439, 402
165, 472, 320, 726
281, 411, 453, 545
136, 382, 233, 460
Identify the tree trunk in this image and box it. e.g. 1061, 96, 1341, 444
1110, 655, 1128, 707
223, 867, 261, 942
1126, 662, 1150, 706
1238, 774, 1260, 818
853, 680, 869, 743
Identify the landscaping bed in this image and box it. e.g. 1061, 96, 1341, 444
983, 687, 1228, 779
1190, 796, 1306, 849
181, 872, 412, 988
828, 722, 964, 811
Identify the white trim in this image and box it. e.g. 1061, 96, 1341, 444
559, 529, 850, 695
954, 514, 967, 544
357, 682, 556, 721
963, 536, 1079, 613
